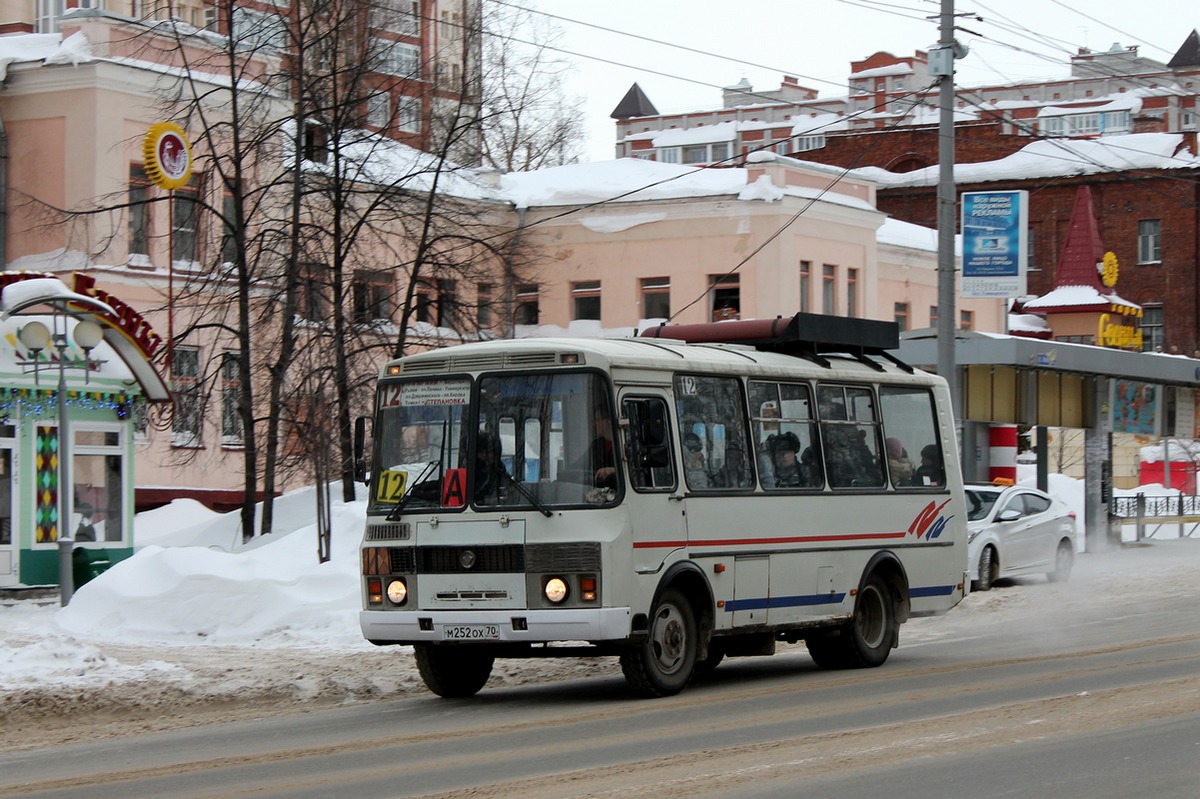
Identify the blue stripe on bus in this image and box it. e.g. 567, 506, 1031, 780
723, 593, 847, 612
910, 585, 957, 598
724, 585, 956, 612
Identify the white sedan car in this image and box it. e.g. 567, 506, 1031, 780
965, 483, 1077, 591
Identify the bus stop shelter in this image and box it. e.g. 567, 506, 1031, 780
897, 330, 1200, 552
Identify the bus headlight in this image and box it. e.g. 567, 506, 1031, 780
544, 577, 569, 604
387, 579, 408, 605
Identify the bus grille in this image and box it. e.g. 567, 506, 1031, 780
384, 544, 594, 574
526, 542, 601, 572
365, 522, 410, 541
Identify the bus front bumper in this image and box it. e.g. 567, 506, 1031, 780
360, 606, 633, 645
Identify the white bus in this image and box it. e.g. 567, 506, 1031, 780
359, 313, 968, 698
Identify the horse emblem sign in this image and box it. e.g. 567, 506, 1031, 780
143, 122, 193, 190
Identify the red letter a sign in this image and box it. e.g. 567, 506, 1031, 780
442, 468, 466, 507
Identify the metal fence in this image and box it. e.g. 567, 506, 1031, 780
1111, 494, 1200, 539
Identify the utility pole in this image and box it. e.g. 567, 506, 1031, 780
932, 0, 962, 455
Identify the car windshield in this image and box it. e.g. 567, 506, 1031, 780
965, 488, 1002, 521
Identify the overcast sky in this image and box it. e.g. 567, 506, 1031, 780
527, 0, 1200, 163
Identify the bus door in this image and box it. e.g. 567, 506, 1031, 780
620, 392, 686, 572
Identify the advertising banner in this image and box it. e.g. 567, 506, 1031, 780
961, 190, 1029, 298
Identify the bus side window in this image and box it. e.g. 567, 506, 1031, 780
817, 384, 885, 489
751, 380, 821, 490
878, 386, 941, 489
622, 397, 676, 491
674, 375, 752, 491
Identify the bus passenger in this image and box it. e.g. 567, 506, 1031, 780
914, 444, 945, 486
769, 432, 803, 487
683, 432, 710, 488
886, 437, 914, 486
473, 434, 507, 503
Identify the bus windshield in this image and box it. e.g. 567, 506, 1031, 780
475, 371, 618, 509
370, 371, 618, 514
370, 379, 470, 513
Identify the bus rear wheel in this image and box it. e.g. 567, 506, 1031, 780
806, 574, 897, 669
621, 588, 698, 697
413, 644, 495, 698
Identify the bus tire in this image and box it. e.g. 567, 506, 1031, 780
806, 573, 897, 669
413, 644, 494, 698
620, 587, 698, 697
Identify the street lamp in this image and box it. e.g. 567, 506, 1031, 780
18, 316, 105, 605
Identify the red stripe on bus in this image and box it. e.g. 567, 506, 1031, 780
633, 532, 908, 549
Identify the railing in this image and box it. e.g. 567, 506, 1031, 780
1111, 494, 1200, 539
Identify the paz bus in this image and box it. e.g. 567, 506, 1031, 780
358, 313, 968, 698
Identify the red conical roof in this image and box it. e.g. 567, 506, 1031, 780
1055, 185, 1105, 290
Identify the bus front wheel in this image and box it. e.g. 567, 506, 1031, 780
806, 573, 897, 669
413, 644, 495, 698
621, 587, 698, 697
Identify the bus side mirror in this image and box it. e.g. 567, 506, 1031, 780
354, 416, 367, 483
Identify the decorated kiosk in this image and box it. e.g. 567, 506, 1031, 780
0, 272, 170, 596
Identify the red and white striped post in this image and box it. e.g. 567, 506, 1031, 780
988, 424, 1019, 484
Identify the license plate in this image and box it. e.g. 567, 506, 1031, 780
441, 624, 500, 640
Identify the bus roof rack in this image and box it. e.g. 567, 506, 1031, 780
639, 313, 909, 371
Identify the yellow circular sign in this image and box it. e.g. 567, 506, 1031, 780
143, 122, 192, 190
1101, 251, 1119, 288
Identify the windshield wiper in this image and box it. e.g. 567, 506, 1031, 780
386, 460, 440, 521
497, 469, 554, 517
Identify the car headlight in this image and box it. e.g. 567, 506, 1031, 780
544, 577, 569, 604
386, 579, 408, 605
968, 528, 981, 542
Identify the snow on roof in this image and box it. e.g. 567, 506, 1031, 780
1007, 312, 1051, 333
855, 133, 1200, 188
1021, 284, 1139, 311
650, 121, 739, 147
850, 63, 915, 79
1037, 94, 1143, 118
877, 217, 937, 251
0, 30, 93, 80
501, 159, 746, 209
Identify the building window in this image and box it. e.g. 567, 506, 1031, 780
657, 147, 681, 164
799, 261, 811, 312
476, 283, 493, 329
128, 166, 151, 264
960, 310, 974, 331
929, 305, 939, 328
171, 182, 200, 266
710, 274, 739, 320
397, 96, 421, 134
515, 284, 539, 325
374, 38, 420, 77
220, 351, 243, 446
437, 279, 458, 328
572, 281, 601, 321
353, 271, 393, 323
231, 7, 288, 51
297, 265, 328, 322
304, 123, 329, 163
794, 133, 825, 151
221, 193, 237, 267
71, 427, 125, 543
822, 265, 836, 315
1142, 305, 1164, 352
641, 277, 670, 320
415, 282, 433, 323
372, 0, 419, 36
367, 91, 390, 129
1138, 219, 1162, 263
894, 302, 910, 332
846, 268, 858, 317
172, 347, 203, 448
